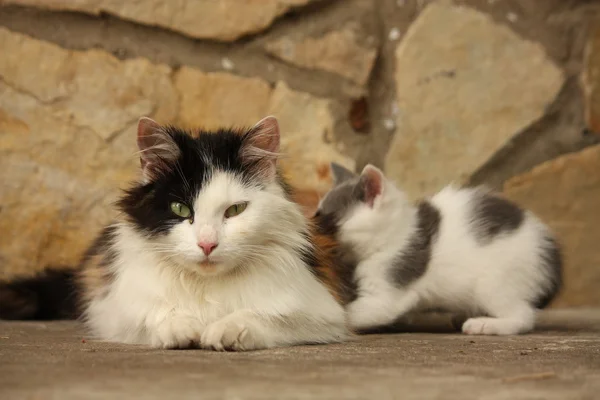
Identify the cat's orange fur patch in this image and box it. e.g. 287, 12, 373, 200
309, 225, 350, 305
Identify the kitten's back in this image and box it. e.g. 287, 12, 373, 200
428, 186, 562, 309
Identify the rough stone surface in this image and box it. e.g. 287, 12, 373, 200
265, 25, 377, 85
1, 314, 600, 399
469, 78, 600, 190
174, 67, 272, 131
385, 1, 565, 199
0, 28, 352, 278
268, 82, 355, 191
504, 145, 600, 307
172, 73, 355, 192
583, 22, 600, 135
0, 27, 177, 278
2, 0, 312, 41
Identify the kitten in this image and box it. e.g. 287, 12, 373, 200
314, 163, 562, 335
0, 116, 348, 350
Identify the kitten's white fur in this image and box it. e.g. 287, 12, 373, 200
328, 169, 558, 336
85, 171, 347, 350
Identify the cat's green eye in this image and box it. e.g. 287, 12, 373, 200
224, 202, 248, 219
170, 202, 192, 219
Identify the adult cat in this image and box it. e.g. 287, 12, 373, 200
0, 117, 348, 351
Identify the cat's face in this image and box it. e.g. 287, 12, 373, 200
315, 163, 397, 251
119, 116, 294, 277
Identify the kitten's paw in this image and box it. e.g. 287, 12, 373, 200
152, 316, 204, 349
347, 298, 404, 331
201, 313, 267, 351
347, 300, 380, 330
462, 317, 492, 335
462, 317, 531, 336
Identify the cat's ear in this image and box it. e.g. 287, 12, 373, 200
137, 117, 180, 182
330, 162, 357, 185
357, 164, 384, 208
240, 116, 280, 179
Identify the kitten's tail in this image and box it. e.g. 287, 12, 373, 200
0, 267, 79, 320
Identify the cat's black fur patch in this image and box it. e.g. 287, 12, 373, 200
313, 211, 338, 236
0, 226, 116, 320
534, 236, 562, 309
0, 224, 118, 321
118, 127, 267, 236
299, 231, 323, 277
0, 267, 78, 320
470, 192, 524, 243
392, 200, 441, 287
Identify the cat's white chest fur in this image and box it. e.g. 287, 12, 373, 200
84, 223, 346, 349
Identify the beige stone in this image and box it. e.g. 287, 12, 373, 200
268, 82, 355, 192
0, 29, 178, 141
0, 28, 179, 277
583, 22, 600, 134
0, 28, 353, 277
265, 27, 377, 85
3, 0, 311, 41
173, 74, 355, 192
385, 1, 564, 200
174, 67, 271, 131
504, 145, 600, 307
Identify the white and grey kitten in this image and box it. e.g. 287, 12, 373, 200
315, 163, 562, 335
0, 117, 348, 350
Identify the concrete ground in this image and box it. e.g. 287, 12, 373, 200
1, 310, 600, 400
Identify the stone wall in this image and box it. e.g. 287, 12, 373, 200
0, 0, 599, 307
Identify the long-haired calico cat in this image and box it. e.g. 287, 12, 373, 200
315, 163, 562, 335
0, 116, 348, 350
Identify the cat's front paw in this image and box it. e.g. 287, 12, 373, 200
151, 315, 204, 349
201, 312, 267, 351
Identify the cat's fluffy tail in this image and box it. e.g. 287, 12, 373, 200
0, 267, 80, 320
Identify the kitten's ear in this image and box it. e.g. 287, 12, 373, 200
241, 116, 280, 179
330, 162, 357, 185
357, 164, 384, 208
137, 117, 179, 182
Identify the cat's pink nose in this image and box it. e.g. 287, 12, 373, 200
198, 242, 218, 256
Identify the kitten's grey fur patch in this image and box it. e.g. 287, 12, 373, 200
317, 178, 362, 221
535, 236, 562, 308
330, 162, 357, 185
470, 191, 524, 244
392, 201, 441, 287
